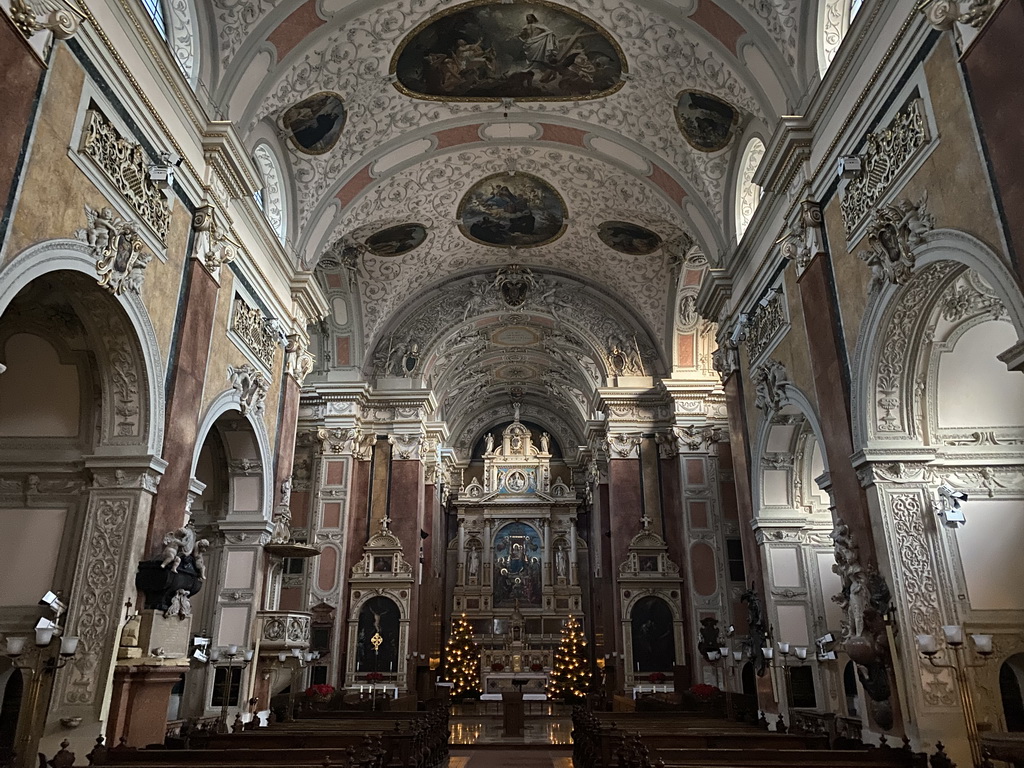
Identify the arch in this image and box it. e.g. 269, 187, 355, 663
750, 383, 829, 515
164, 0, 201, 87
851, 229, 1024, 449
628, 595, 677, 673
1000, 654, 1024, 731
734, 137, 766, 241
192, 389, 274, 522
0, 239, 165, 454
252, 142, 288, 242
353, 595, 401, 674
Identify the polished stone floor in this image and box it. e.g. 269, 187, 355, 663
448, 750, 573, 767
449, 716, 574, 745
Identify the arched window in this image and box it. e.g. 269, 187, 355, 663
818, 0, 865, 74
140, 0, 167, 39
139, 0, 199, 86
252, 144, 287, 242
735, 138, 765, 240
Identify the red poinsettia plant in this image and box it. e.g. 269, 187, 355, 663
530, 663, 544, 672
689, 683, 720, 702
365, 672, 384, 683
648, 672, 667, 683
305, 684, 335, 700
491, 662, 505, 672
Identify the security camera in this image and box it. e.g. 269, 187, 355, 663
36, 617, 57, 632
729, 314, 749, 345
192, 636, 211, 648
937, 484, 968, 529
39, 591, 66, 616
758, 289, 780, 308
149, 151, 182, 190
837, 155, 862, 180
816, 633, 834, 646
192, 649, 209, 663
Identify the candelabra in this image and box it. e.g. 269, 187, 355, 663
3, 610, 79, 768
280, 647, 319, 721
192, 638, 254, 732
916, 626, 993, 767
761, 641, 811, 726
702, 643, 739, 719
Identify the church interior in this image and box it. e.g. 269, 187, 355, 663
1, 0, 1023, 766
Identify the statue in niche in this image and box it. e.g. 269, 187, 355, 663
485, 432, 495, 454
540, 432, 550, 453
279, 478, 293, 507
555, 546, 567, 579
468, 547, 480, 579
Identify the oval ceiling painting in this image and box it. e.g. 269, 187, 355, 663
392, 0, 626, 101
364, 223, 428, 256
458, 172, 566, 248
674, 90, 740, 153
598, 221, 662, 255
282, 92, 347, 154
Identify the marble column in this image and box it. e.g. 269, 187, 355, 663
147, 257, 220, 552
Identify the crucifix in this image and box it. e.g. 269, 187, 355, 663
640, 512, 653, 531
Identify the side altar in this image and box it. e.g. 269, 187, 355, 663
449, 407, 586, 692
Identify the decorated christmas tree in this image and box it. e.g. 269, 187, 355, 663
444, 614, 480, 696
547, 615, 592, 701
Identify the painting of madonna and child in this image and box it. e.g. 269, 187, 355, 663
459, 172, 567, 247
392, 0, 626, 100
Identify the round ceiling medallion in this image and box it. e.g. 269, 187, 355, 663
364, 223, 428, 256
598, 220, 663, 255
458, 172, 566, 248
674, 89, 740, 153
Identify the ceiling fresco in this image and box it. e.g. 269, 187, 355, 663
391, 0, 627, 101
458, 172, 567, 248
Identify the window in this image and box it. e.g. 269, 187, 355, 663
141, 0, 167, 40
252, 144, 287, 242
211, 666, 242, 707
726, 538, 746, 583
284, 557, 305, 575
735, 138, 765, 240
850, 0, 865, 20
819, 0, 865, 74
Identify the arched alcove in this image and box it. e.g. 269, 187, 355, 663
629, 596, 676, 673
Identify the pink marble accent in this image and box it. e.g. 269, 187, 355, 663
649, 164, 687, 207
690, 542, 717, 596
689, 0, 745, 56
539, 123, 588, 147
336, 166, 373, 208
434, 124, 483, 149
268, 1, 326, 61
318, 545, 338, 591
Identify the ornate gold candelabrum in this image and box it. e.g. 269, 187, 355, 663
3, 622, 79, 768
916, 626, 993, 767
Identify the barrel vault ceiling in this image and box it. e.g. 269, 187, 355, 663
195, 0, 816, 452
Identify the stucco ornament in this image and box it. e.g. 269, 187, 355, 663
752, 358, 789, 414
924, 0, 1001, 29
75, 206, 152, 295
858, 195, 934, 288
227, 363, 269, 415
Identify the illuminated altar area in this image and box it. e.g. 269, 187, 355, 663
450, 408, 585, 694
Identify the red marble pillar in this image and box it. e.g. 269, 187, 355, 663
722, 375, 764, 592
147, 260, 219, 552
107, 665, 185, 747
0, 15, 44, 227
273, 376, 301, 499
797, 258, 877, 558
963, 0, 1024, 286
388, 457, 424, 654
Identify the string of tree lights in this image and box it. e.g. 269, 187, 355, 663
547, 616, 591, 701
444, 614, 480, 696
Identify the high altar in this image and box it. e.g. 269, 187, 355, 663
451, 408, 585, 695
